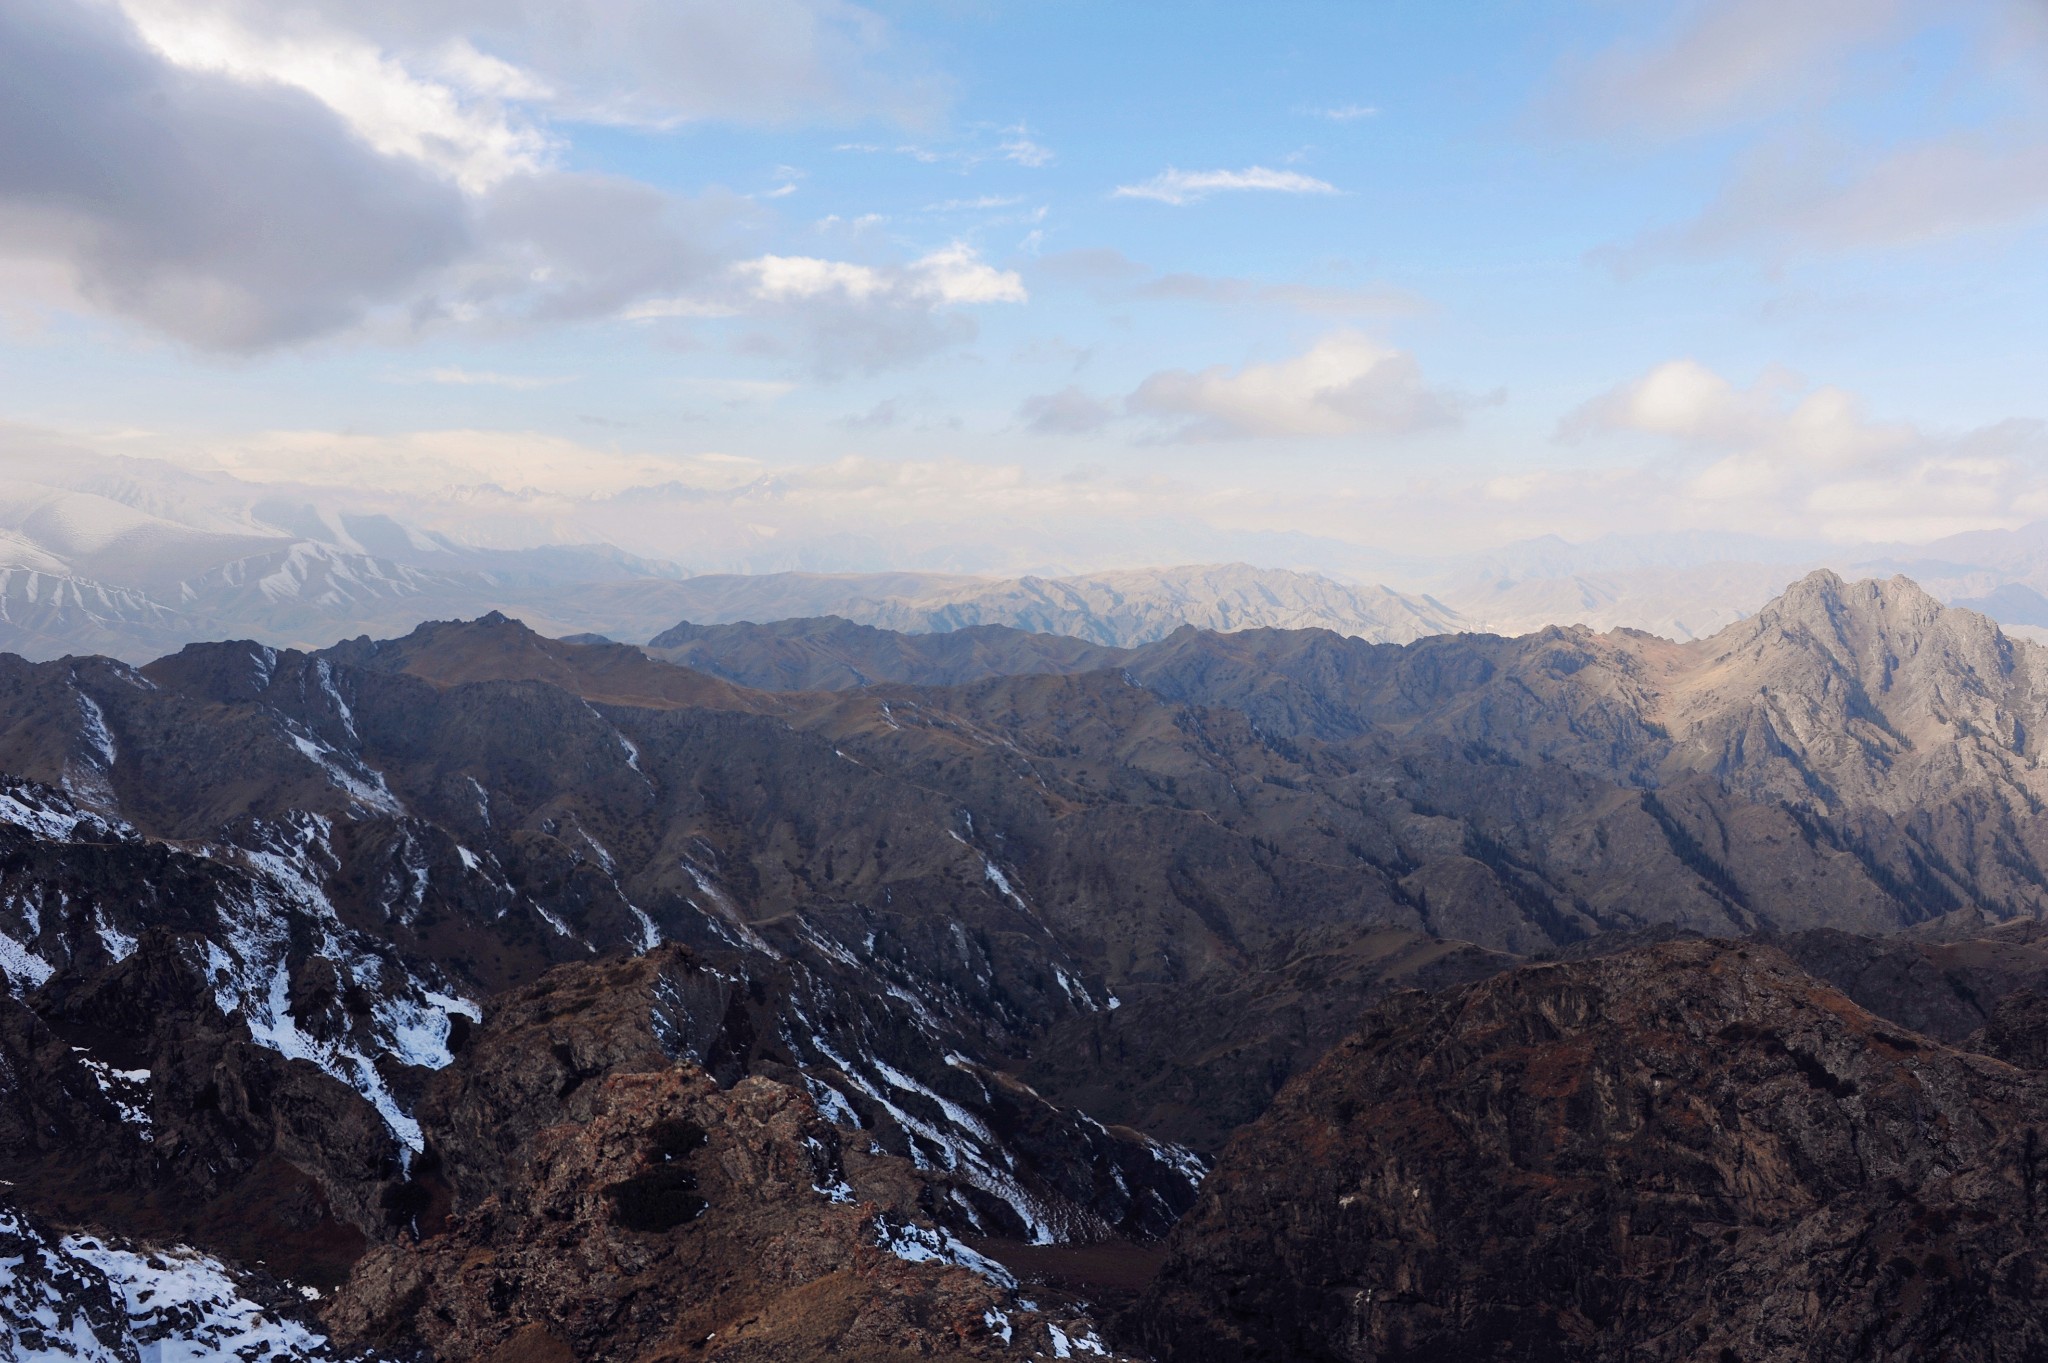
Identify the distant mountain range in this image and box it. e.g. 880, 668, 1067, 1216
24, 446, 2048, 663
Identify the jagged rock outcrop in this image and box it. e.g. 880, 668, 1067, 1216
1138, 939, 2048, 1363
328, 948, 1130, 1362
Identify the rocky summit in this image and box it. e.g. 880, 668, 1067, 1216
7, 572, 2048, 1357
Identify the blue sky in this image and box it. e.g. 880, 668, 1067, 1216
3, 0, 2047, 566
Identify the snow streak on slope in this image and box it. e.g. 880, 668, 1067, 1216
0, 1198, 377, 1362
201, 814, 477, 1156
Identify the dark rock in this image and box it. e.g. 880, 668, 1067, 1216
1139, 939, 2048, 1363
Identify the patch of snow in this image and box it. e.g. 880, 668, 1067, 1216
681, 862, 779, 958
0, 787, 83, 841
982, 858, 1029, 912
310, 660, 359, 744
872, 1218, 1017, 1289
92, 908, 136, 963
1144, 1136, 1209, 1187
627, 904, 662, 953
64, 1233, 348, 1362
1052, 965, 1101, 1011
803, 1075, 862, 1130
282, 724, 404, 815
802, 1134, 857, 1204
0, 933, 52, 991
73, 691, 115, 768
74, 1053, 151, 1140
372, 988, 477, 1071
1045, 1323, 1111, 1358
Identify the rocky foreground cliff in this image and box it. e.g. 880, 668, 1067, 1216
1140, 939, 2048, 1363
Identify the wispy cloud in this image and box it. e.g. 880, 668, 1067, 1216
398, 367, 578, 390
1036, 248, 1420, 318
1018, 385, 1118, 436
758, 165, 806, 199
996, 123, 1054, 168
679, 377, 798, 403
1553, 0, 1911, 138
1112, 166, 1339, 206
1308, 103, 1378, 122
835, 122, 1055, 171
620, 244, 1026, 377
923, 195, 1025, 212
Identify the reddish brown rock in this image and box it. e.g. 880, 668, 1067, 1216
1139, 939, 2048, 1363
327, 949, 1129, 1362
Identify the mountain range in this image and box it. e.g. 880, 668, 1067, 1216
29, 445, 2048, 666
7, 571, 2048, 1356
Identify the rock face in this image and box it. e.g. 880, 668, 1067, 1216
327, 948, 1128, 1363
1140, 940, 2048, 1363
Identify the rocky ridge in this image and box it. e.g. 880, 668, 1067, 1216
1140, 938, 2048, 1363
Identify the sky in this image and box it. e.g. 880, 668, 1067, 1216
3, 0, 2048, 572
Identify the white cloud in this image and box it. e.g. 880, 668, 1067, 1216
622, 244, 1024, 374
1312, 104, 1378, 122
653, 244, 1025, 311
129, 0, 940, 134
0, 0, 958, 351
1563, 359, 2048, 541
1129, 332, 1461, 440
740, 255, 892, 303
116, 0, 554, 193
454, 171, 741, 328
905, 245, 1028, 304
1112, 166, 1340, 206
1561, 358, 1755, 441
